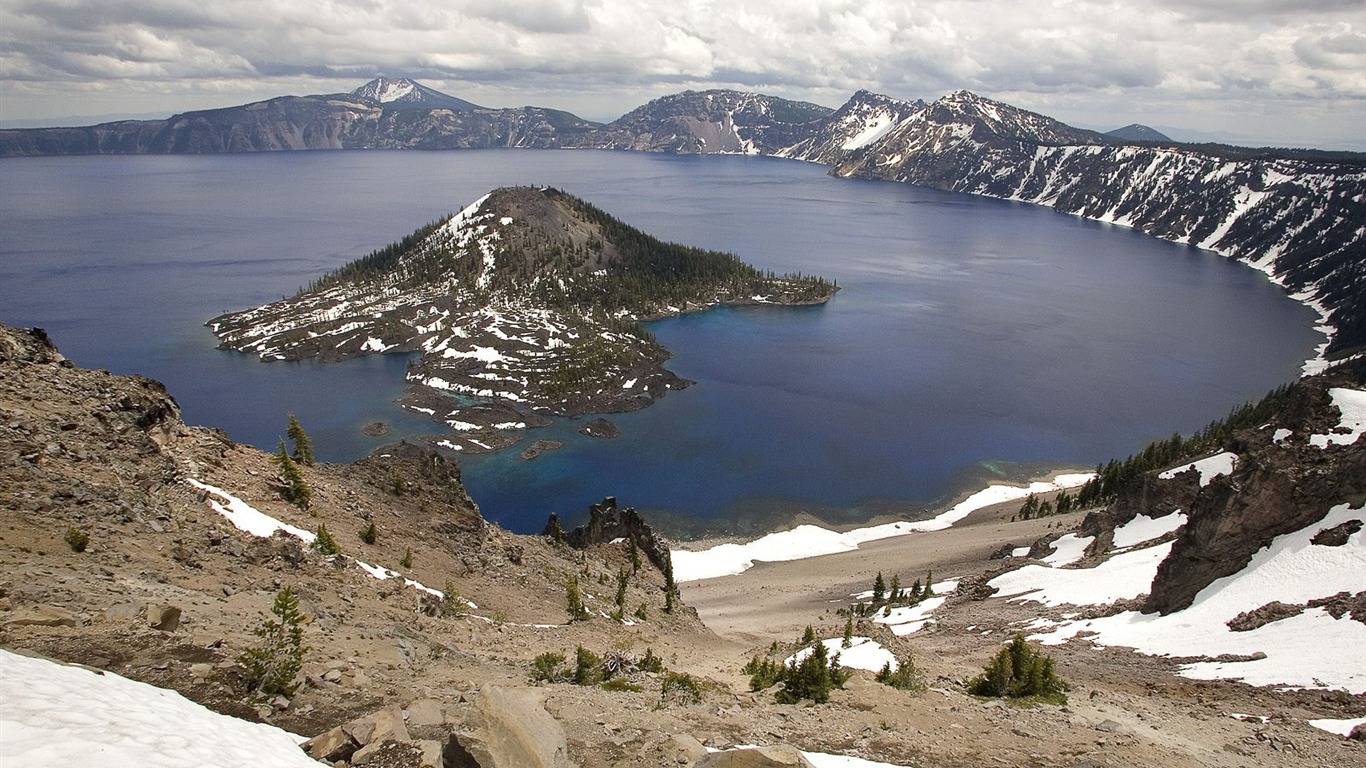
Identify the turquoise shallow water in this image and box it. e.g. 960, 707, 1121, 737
0, 150, 1323, 535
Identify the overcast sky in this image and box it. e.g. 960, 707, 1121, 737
2, 0, 1363, 149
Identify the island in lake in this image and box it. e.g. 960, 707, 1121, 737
210, 186, 837, 452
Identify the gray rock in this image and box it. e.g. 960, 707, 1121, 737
404, 698, 446, 727
4, 606, 78, 628
453, 685, 570, 768
693, 745, 816, 767
300, 725, 359, 762
145, 604, 181, 632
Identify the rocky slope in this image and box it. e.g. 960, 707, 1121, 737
208, 186, 836, 452
9, 321, 1363, 768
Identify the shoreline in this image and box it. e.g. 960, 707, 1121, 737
671, 467, 1094, 583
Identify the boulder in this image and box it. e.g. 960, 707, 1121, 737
145, 604, 181, 632
404, 697, 446, 727
672, 733, 708, 765
4, 606, 78, 628
694, 745, 815, 767
454, 686, 570, 768
301, 725, 359, 763
345, 703, 410, 748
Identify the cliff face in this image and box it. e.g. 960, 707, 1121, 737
1080, 363, 1366, 615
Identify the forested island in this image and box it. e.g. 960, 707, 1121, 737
209, 186, 836, 452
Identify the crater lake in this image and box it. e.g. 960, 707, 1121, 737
0, 150, 1324, 535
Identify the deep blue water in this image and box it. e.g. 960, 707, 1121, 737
0, 150, 1323, 535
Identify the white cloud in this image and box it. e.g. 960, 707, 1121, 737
0, 0, 1362, 148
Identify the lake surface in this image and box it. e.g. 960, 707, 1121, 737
0, 150, 1323, 535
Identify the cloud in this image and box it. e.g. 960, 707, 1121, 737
0, 0, 1362, 148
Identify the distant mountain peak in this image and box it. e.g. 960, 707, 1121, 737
1106, 123, 1172, 143
353, 77, 418, 104
927, 89, 1105, 146
349, 77, 482, 112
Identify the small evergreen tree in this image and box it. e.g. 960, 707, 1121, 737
532, 651, 566, 682
872, 571, 886, 604
312, 524, 340, 556
778, 641, 841, 704
876, 654, 922, 691
842, 616, 855, 648
286, 413, 314, 465
239, 587, 307, 696
399, 547, 413, 569
614, 570, 630, 616
663, 557, 677, 613
275, 442, 312, 509
888, 573, 901, 603
64, 526, 89, 553
573, 645, 603, 685
628, 536, 642, 574
359, 520, 378, 545
923, 570, 934, 597
565, 574, 590, 622
801, 625, 816, 645
968, 634, 1066, 702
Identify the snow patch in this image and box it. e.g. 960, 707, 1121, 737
1309, 388, 1366, 448
1112, 512, 1186, 549
1, 649, 319, 767
787, 637, 897, 673
1158, 452, 1237, 486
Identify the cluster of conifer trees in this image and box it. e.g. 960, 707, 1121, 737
1076, 380, 1297, 507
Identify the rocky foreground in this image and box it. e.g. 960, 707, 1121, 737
3, 322, 1364, 767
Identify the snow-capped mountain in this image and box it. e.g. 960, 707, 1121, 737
577, 89, 833, 154
349, 77, 482, 111
827, 90, 1366, 355
777, 89, 927, 164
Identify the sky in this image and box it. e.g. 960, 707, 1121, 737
1, 0, 1364, 150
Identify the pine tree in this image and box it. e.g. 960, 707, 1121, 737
565, 574, 590, 622
842, 615, 854, 648
889, 573, 902, 603
239, 587, 307, 696
801, 625, 816, 645
872, 571, 886, 605
923, 570, 934, 597
286, 413, 314, 465
359, 520, 378, 545
628, 536, 642, 574
399, 547, 413, 569
313, 524, 340, 556
663, 556, 678, 613
275, 441, 312, 510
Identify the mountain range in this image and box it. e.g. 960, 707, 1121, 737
2, 78, 1363, 357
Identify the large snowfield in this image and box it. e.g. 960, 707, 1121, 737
0, 649, 319, 767
1006, 502, 1366, 695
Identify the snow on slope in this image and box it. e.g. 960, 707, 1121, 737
1310, 388, 1366, 448
787, 637, 898, 673
1112, 511, 1187, 549
673, 472, 1092, 582
0, 649, 318, 768
1158, 451, 1238, 486
1018, 502, 1366, 693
